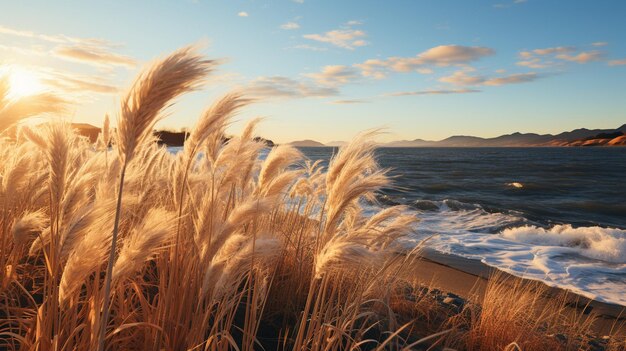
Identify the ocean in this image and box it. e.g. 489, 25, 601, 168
168, 145, 626, 305
298, 147, 626, 306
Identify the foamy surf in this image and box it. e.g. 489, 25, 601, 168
404, 200, 626, 306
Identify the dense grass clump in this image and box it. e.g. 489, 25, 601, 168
0, 46, 419, 351
0, 47, 623, 351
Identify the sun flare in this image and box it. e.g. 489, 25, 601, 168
1, 66, 44, 98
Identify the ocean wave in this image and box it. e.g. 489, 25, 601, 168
405, 199, 626, 306
412, 199, 529, 234
501, 224, 626, 264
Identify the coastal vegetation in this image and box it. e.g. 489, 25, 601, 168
0, 47, 624, 351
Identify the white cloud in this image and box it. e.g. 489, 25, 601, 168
304, 65, 359, 86
439, 71, 485, 86
281, 22, 300, 30
0, 24, 136, 70
416, 45, 495, 65
483, 72, 539, 86
247, 76, 337, 99
53, 45, 136, 68
519, 51, 533, 59
293, 44, 327, 51
238, 12, 249, 17
608, 58, 626, 66
516, 46, 604, 67
533, 46, 575, 55
0, 44, 48, 57
556, 50, 603, 64
40, 69, 119, 95
0, 25, 113, 47
346, 20, 363, 26
388, 89, 481, 96
494, 0, 527, 8
417, 68, 434, 74
592, 42, 608, 47
439, 70, 541, 87
331, 99, 369, 104
516, 58, 550, 69
355, 45, 495, 78
303, 29, 368, 50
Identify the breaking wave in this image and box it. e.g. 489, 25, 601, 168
404, 199, 626, 306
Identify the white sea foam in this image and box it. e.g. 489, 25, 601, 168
405, 200, 626, 306
501, 224, 626, 263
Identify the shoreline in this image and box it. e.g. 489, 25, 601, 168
406, 247, 626, 336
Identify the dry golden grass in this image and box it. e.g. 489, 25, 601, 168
440, 272, 625, 351
0, 47, 622, 351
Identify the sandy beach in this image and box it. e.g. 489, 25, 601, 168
407, 248, 625, 336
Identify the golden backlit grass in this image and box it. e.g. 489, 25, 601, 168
0, 46, 623, 351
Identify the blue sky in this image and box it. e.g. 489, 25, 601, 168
1, 0, 625, 143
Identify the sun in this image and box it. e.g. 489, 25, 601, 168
0, 66, 44, 98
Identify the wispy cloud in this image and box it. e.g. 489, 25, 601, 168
0, 24, 135, 104
592, 41, 608, 47
494, 0, 527, 9
292, 44, 327, 51
304, 65, 359, 86
238, 11, 249, 17
388, 89, 481, 97
331, 99, 369, 104
281, 22, 300, 30
532, 46, 575, 55
303, 29, 368, 50
41, 70, 119, 95
0, 44, 48, 57
608, 58, 626, 66
0, 64, 120, 99
0, 24, 135, 69
53, 45, 136, 68
439, 70, 541, 86
516, 58, 551, 69
439, 71, 485, 86
247, 76, 337, 99
483, 72, 539, 85
556, 50, 604, 64
355, 45, 495, 78
346, 20, 363, 26
517, 46, 605, 67
0, 25, 112, 47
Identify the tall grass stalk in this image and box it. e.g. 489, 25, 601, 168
97, 46, 212, 351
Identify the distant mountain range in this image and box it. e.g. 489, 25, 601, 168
293, 124, 626, 148
70, 123, 626, 148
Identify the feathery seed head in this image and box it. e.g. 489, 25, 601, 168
12, 211, 48, 246
117, 46, 215, 163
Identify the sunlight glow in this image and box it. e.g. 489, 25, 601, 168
1, 66, 44, 98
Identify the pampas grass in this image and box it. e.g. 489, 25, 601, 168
98, 46, 214, 351
12, 211, 48, 246
0, 46, 620, 351
116, 46, 213, 163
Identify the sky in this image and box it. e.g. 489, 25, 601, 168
0, 0, 625, 143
